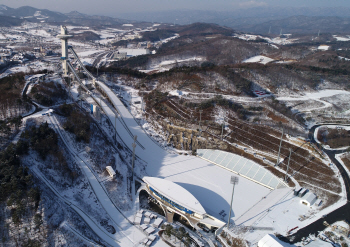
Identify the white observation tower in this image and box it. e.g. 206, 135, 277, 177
57, 26, 73, 76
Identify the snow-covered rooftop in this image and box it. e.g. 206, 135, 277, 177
143, 176, 206, 215
118, 48, 149, 56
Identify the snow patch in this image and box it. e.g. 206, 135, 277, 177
243, 55, 274, 64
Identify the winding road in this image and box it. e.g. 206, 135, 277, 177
289, 124, 350, 243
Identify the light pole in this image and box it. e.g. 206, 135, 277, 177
199, 110, 203, 131
276, 127, 284, 166
131, 135, 137, 201
227, 175, 239, 228
285, 149, 292, 182
131, 135, 137, 182
114, 114, 118, 144
221, 120, 225, 140
141, 92, 144, 112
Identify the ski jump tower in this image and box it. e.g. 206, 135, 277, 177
57, 26, 73, 76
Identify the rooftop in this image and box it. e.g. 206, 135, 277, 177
143, 176, 206, 215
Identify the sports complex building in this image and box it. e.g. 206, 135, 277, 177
142, 149, 290, 232
143, 176, 225, 231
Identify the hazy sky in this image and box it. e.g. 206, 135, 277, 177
2, 0, 350, 16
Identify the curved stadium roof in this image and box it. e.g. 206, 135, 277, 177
143, 176, 206, 215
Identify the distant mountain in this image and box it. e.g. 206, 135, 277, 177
0, 5, 131, 27
242, 16, 350, 35
0, 5, 67, 22
65, 11, 89, 19
118, 7, 350, 34
1, 4, 350, 34
65, 11, 130, 27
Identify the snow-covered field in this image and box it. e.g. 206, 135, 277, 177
277, 90, 350, 113
318, 45, 329, 51
140, 56, 205, 73
333, 35, 350, 41
243, 55, 274, 65
0, 60, 57, 79
235, 33, 298, 45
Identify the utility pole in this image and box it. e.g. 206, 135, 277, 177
285, 149, 292, 182
276, 127, 284, 166
227, 176, 239, 229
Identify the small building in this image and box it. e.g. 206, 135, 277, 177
152, 218, 163, 228
314, 199, 323, 207
144, 217, 150, 224
145, 226, 155, 236
117, 48, 150, 57
293, 187, 302, 196
113, 51, 127, 60
148, 235, 156, 242
142, 238, 148, 245
106, 166, 116, 178
300, 193, 317, 207
140, 224, 148, 231
134, 216, 142, 225
145, 235, 156, 246
298, 188, 308, 197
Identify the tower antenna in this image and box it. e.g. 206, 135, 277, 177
57, 26, 73, 76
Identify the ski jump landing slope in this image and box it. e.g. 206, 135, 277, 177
96, 81, 283, 222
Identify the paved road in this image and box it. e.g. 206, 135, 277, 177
92, 51, 110, 67
288, 124, 350, 243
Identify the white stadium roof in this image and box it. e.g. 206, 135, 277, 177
143, 176, 206, 215
197, 149, 287, 189
258, 234, 294, 247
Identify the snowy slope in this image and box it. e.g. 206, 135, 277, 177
94, 80, 272, 222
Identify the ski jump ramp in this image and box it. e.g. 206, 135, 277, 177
68, 47, 291, 227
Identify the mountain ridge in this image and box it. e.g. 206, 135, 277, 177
1, 5, 350, 33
